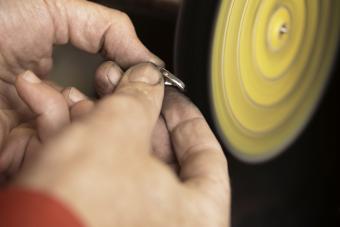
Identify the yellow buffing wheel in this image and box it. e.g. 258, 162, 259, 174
211, 0, 340, 162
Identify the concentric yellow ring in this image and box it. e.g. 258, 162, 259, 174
211, 0, 339, 162
266, 6, 291, 53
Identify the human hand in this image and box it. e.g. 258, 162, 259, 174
14, 63, 230, 227
0, 0, 162, 177
95, 61, 178, 171
0, 59, 177, 179
0, 0, 162, 82
0, 70, 95, 179
0, 60, 176, 178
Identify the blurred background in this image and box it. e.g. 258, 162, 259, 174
51, 1, 339, 227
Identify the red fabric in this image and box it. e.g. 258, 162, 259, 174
0, 187, 84, 227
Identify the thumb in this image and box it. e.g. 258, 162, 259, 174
85, 63, 164, 150
51, 0, 163, 68
15, 71, 70, 141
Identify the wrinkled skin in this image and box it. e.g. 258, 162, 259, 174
15, 63, 230, 227
0, 0, 164, 176
0, 1, 230, 226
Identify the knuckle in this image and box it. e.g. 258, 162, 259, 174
172, 117, 206, 139
99, 92, 149, 119
117, 11, 133, 29
98, 94, 152, 131
118, 92, 150, 115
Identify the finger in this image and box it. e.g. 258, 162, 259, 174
43, 80, 64, 92
86, 62, 164, 150
0, 125, 36, 175
0, 124, 41, 177
152, 116, 177, 165
0, 110, 20, 147
15, 71, 70, 141
95, 61, 123, 97
152, 116, 179, 174
162, 88, 229, 194
49, 0, 164, 68
62, 87, 95, 120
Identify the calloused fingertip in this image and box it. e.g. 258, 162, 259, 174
95, 61, 123, 96
127, 62, 163, 85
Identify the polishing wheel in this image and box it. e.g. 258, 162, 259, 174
176, 0, 340, 162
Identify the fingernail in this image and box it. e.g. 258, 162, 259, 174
128, 63, 162, 85
69, 88, 86, 103
107, 64, 122, 86
149, 55, 165, 68
22, 71, 41, 83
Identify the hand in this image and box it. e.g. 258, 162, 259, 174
14, 63, 230, 227
0, 0, 162, 81
0, 60, 176, 178
0, 60, 175, 179
95, 61, 178, 171
0, 0, 162, 176
0, 70, 95, 179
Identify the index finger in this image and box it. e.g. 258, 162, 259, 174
162, 88, 230, 195
50, 0, 163, 68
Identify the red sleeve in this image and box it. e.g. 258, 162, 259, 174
0, 187, 85, 227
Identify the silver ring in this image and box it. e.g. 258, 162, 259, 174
158, 67, 186, 92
